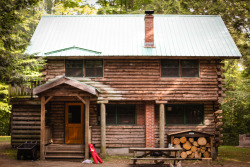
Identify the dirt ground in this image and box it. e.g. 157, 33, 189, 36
0, 142, 249, 167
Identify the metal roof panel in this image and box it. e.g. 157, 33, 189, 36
26, 15, 242, 57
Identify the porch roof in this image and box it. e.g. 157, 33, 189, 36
33, 76, 99, 96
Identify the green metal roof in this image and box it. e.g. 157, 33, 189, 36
26, 15, 241, 58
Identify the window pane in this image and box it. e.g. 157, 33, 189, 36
181, 68, 199, 77
166, 105, 184, 124
162, 60, 179, 68
85, 60, 103, 77
65, 60, 83, 77
185, 105, 203, 124
161, 60, 179, 77
106, 105, 116, 124
181, 60, 199, 68
68, 105, 81, 124
65, 68, 83, 77
117, 105, 135, 124
162, 68, 179, 77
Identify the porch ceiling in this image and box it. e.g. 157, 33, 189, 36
33, 76, 99, 96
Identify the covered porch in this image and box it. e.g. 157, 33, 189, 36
33, 76, 101, 160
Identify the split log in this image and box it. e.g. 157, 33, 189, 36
193, 141, 199, 147
181, 152, 187, 159
174, 144, 181, 149
197, 148, 201, 152
189, 138, 194, 143
186, 151, 192, 155
201, 146, 206, 150
173, 138, 180, 145
201, 149, 206, 153
188, 153, 195, 158
195, 151, 201, 159
205, 143, 211, 147
183, 141, 191, 150
203, 151, 210, 158
180, 137, 187, 143
208, 148, 211, 152
191, 146, 197, 152
198, 137, 207, 146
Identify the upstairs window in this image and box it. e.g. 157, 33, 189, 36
85, 60, 103, 77
161, 60, 179, 77
65, 60, 83, 77
181, 60, 199, 77
165, 104, 204, 125
161, 60, 199, 78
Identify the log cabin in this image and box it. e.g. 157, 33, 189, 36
9, 11, 241, 160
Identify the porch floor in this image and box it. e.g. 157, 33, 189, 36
45, 144, 85, 160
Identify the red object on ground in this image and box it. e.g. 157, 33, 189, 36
89, 144, 103, 164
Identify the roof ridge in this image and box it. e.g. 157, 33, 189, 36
42, 14, 221, 18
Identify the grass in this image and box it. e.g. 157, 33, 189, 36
213, 146, 250, 165
0, 136, 10, 142
2, 148, 17, 159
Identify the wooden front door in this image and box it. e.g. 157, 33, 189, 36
65, 103, 84, 144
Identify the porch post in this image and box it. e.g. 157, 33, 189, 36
40, 96, 45, 160
100, 103, 106, 158
84, 97, 90, 159
159, 104, 165, 148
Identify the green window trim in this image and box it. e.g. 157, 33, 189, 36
165, 104, 204, 125
97, 104, 136, 125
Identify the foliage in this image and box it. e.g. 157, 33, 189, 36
0, 0, 45, 135
43, 0, 97, 15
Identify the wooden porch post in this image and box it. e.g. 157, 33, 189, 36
159, 104, 165, 148
40, 96, 45, 160
84, 97, 90, 159
100, 103, 106, 158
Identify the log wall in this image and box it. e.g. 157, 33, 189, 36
11, 98, 41, 147
43, 59, 224, 103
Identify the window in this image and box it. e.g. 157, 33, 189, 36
97, 104, 136, 125
161, 60, 199, 78
65, 60, 83, 77
165, 104, 204, 125
85, 60, 103, 77
161, 60, 179, 77
181, 60, 199, 77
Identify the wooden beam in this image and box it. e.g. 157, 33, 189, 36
45, 96, 53, 104
159, 104, 165, 148
40, 96, 45, 160
76, 95, 86, 104
84, 97, 90, 159
100, 103, 106, 158
156, 100, 168, 104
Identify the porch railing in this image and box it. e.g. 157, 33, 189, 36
9, 81, 45, 98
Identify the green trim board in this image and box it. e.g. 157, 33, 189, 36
165, 104, 204, 125
44, 46, 102, 56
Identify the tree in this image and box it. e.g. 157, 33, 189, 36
0, 0, 45, 135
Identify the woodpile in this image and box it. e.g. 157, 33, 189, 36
172, 136, 212, 159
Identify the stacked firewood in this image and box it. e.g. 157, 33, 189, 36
173, 137, 211, 158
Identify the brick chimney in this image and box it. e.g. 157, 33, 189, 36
144, 10, 155, 48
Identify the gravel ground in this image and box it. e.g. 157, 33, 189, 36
0, 142, 249, 167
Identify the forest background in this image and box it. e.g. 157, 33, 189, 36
0, 0, 249, 145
